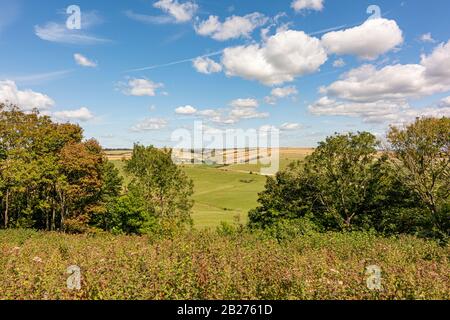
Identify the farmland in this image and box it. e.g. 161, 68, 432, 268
106, 149, 312, 228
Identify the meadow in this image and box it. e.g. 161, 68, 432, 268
1, 228, 448, 300
107, 149, 312, 228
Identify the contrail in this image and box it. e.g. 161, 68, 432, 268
126, 50, 224, 73
308, 25, 347, 36
125, 24, 351, 73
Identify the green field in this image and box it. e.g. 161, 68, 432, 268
108, 149, 312, 229
110, 160, 267, 228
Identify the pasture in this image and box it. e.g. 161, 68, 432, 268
106, 149, 312, 228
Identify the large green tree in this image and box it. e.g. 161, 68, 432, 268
125, 145, 194, 230
0, 103, 122, 232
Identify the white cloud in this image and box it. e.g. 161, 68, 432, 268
132, 118, 168, 131
333, 58, 346, 68
271, 86, 298, 99
195, 13, 268, 41
265, 86, 298, 104
230, 98, 259, 108
193, 57, 222, 74
421, 40, 450, 81
280, 122, 301, 131
120, 78, 164, 97
125, 10, 174, 25
310, 41, 450, 124
420, 33, 436, 43
291, 0, 324, 12
323, 41, 450, 103
222, 29, 327, 85
321, 18, 403, 60
53, 107, 94, 122
309, 96, 450, 125
74, 53, 97, 67
440, 96, 450, 107
0, 80, 55, 111
35, 12, 110, 45
175, 105, 197, 114
153, 0, 198, 23
229, 108, 268, 120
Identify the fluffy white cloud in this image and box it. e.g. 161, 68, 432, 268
229, 108, 268, 120
291, 0, 324, 12
131, 118, 168, 131
440, 96, 450, 107
309, 96, 450, 124
121, 78, 164, 97
0, 80, 54, 110
53, 107, 94, 122
74, 53, 97, 67
321, 18, 403, 60
193, 57, 222, 74
323, 41, 450, 103
265, 86, 298, 104
222, 30, 327, 85
195, 13, 268, 41
310, 40, 450, 125
271, 86, 298, 99
333, 58, 346, 68
421, 40, 450, 80
175, 105, 197, 114
280, 122, 301, 130
230, 98, 259, 108
153, 0, 198, 23
420, 33, 436, 43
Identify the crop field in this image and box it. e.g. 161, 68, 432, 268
107, 149, 311, 228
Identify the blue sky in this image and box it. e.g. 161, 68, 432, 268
1, 0, 450, 148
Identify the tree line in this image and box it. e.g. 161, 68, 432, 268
0, 104, 192, 234
0, 103, 448, 241
249, 117, 449, 241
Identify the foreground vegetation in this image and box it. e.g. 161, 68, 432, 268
1, 228, 448, 300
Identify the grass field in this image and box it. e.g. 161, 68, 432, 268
107, 149, 312, 229
1, 229, 448, 300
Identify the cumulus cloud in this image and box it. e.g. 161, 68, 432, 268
230, 98, 259, 108
310, 40, 450, 124
265, 86, 298, 104
153, 0, 198, 23
440, 96, 450, 107
222, 29, 327, 85
321, 18, 403, 60
120, 78, 164, 97
229, 108, 268, 120
322, 41, 450, 103
333, 58, 346, 68
280, 122, 302, 131
0, 80, 55, 110
74, 53, 97, 67
309, 96, 450, 124
420, 33, 436, 43
53, 107, 94, 122
291, 0, 324, 12
193, 57, 222, 74
131, 118, 168, 131
175, 105, 197, 114
195, 13, 268, 41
